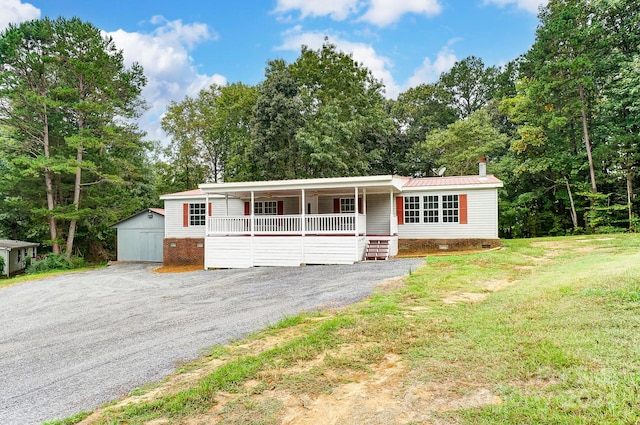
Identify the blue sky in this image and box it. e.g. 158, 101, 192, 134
1, 0, 546, 144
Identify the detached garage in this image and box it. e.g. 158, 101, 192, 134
111, 208, 165, 262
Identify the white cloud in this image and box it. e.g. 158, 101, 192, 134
274, 0, 442, 27
277, 27, 401, 98
483, 0, 548, 14
106, 18, 226, 144
360, 0, 442, 27
406, 44, 457, 87
274, 0, 361, 21
0, 0, 40, 31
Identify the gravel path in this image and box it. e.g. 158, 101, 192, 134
0, 259, 422, 425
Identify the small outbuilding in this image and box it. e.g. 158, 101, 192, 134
0, 239, 39, 277
111, 208, 165, 262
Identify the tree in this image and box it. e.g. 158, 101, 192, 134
440, 56, 500, 119
594, 0, 640, 229
390, 84, 457, 175
246, 40, 393, 179
0, 17, 148, 258
412, 109, 508, 176
522, 0, 604, 193
290, 39, 393, 178
215, 83, 258, 182
161, 93, 216, 189
249, 59, 305, 180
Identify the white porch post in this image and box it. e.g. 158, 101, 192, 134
301, 189, 306, 236
354, 186, 359, 234
362, 188, 367, 237
250, 191, 255, 267
390, 189, 395, 235
354, 186, 359, 261
301, 188, 306, 264
205, 192, 209, 270
225, 194, 229, 216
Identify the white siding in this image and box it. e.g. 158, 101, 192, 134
398, 188, 498, 239
204, 235, 362, 267
205, 237, 252, 268
165, 197, 243, 238
318, 197, 333, 214
304, 236, 358, 265
164, 199, 207, 238
366, 193, 392, 235
212, 197, 244, 216
254, 237, 303, 266
284, 197, 299, 214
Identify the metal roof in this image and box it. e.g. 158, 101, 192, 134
403, 175, 503, 187
109, 208, 166, 227
159, 174, 503, 199
0, 239, 39, 249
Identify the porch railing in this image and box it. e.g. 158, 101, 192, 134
207, 214, 366, 235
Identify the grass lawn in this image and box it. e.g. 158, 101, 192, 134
53, 234, 640, 424
0, 265, 105, 290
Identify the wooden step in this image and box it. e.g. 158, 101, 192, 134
365, 240, 389, 261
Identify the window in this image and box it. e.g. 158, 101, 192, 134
254, 201, 277, 215
442, 195, 459, 223
404, 196, 421, 223
424, 195, 439, 223
189, 203, 206, 226
340, 198, 355, 213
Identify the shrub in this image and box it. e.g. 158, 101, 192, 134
26, 253, 86, 274
0, 255, 5, 277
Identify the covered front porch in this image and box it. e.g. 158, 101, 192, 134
200, 175, 405, 268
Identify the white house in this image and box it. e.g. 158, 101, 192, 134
160, 160, 503, 269
0, 239, 38, 277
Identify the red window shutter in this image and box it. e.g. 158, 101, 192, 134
244, 201, 250, 216
277, 200, 284, 215
183, 203, 189, 227
208, 202, 213, 216
333, 198, 340, 213
396, 196, 404, 225
357, 198, 362, 213
459, 194, 468, 224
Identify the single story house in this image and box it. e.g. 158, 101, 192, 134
110, 208, 165, 262
160, 160, 503, 269
0, 239, 39, 277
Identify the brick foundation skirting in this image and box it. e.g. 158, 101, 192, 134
398, 238, 501, 256
163, 238, 204, 266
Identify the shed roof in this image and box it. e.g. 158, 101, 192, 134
0, 239, 39, 250
110, 208, 165, 227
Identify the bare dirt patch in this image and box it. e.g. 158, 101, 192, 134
153, 264, 203, 273
189, 354, 502, 425
442, 278, 516, 305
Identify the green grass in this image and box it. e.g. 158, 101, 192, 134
57, 234, 640, 424
0, 264, 105, 289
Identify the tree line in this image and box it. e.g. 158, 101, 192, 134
1, 0, 638, 261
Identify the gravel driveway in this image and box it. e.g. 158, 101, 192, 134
0, 259, 422, 425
